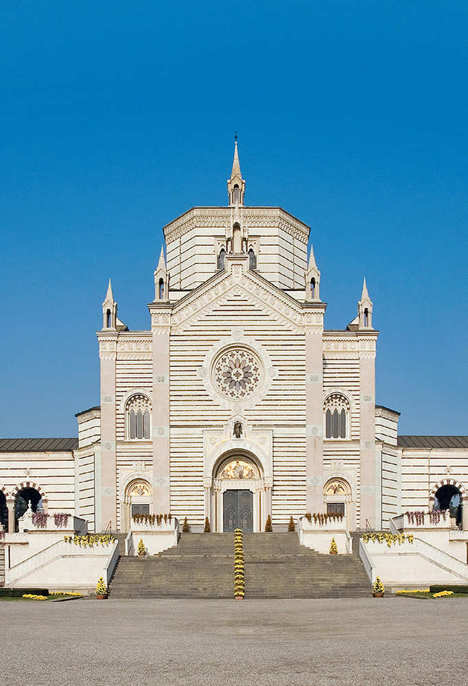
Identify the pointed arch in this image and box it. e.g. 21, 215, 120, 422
217, 247, 226, 270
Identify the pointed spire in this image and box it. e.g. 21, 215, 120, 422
361, 276, 370, 301
103, 278, 114, 304
308, 244, 318, 270
230, 139, 242, 180
227, 135, 246, 206
102, 278, 117, 329
156, 247, 166, 271
305, 244, 321, 301
154, 246, 169, 301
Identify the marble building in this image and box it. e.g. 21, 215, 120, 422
1, 143, 467, 535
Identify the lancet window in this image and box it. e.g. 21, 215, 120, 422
126, 394, 151, 440
324, 393, 350, 439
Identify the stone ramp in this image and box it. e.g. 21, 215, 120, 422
110, 532, 370, 599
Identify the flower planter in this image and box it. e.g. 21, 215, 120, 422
373, 592, 384, 598
330, 551, 337, 555
235, 596, 244, 600
96, 594, 108, 600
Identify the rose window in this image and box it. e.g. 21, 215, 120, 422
213, 347, 262, 400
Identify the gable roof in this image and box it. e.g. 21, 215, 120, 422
398, 436, 468, 449
0, 438, 78, 452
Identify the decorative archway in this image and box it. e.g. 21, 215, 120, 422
123, 478, 152, 531
429, 478, 465, 501
14, 485, 45, 531
209, 452, 268, 533
431, 481, 464, 527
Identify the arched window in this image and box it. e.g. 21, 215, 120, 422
159, 278, 165, 300
323, 478, 352, 517
434, 484, 462, 525
106, 309, 111, 328
310, 278, 316, 298
126, 394, 151, 440
364, 308, 369, 327
248, 248, 257, 270
217, 248, 226, 270
232, 184, 241, 205
15, 487, 43, 530
324, 393, 350, 439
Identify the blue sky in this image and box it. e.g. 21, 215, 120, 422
1, 1, 467, 437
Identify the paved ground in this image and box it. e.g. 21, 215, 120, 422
0, 597, 466, 685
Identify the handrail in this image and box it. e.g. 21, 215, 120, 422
7, 540, 67, 584
9, 539, 63, 571
105, 541, 120, 585
413, 536, 468, 580
359, 538, 374, 582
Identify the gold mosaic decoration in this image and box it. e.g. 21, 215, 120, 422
219, 460, 257, 480
127, 480, 151, 497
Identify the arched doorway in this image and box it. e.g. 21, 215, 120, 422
212, 454, 265, 532
434, 484, 462, 526
0, 491, 7, 530
123, 479, 152, 531
15, 487, 43, 531
323, 478, 353, 528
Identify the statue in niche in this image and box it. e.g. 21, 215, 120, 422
233, 421, 243, 439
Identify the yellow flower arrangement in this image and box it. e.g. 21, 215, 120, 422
395, 589, 429, 594
64, 535, 116, 548
137, 539, 146, 557
233, 529, 245, 599
22, 594, 48, 600
373, 577, 385, 595
96, 577, 108, 597
362, 533, 414, 546
433, 590, 454, 598
329, 538, 338, 555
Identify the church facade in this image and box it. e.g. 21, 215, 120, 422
1, 144, 467, 535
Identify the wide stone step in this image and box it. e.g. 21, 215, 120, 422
109, 532, 371, 599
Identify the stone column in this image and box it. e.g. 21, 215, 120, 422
150, 307, 171, 513
98, 333, 118, 531
462, 496, 468, 531
204, 479, 212, 526
264, 478, 273, 531
358, 334, 378, 529
6, 497, 15, 534
304, 306, 326, 512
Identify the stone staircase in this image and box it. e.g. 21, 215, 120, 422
243, 533, 370, 598
110, 532, 371, 599
110, 533, 233, 598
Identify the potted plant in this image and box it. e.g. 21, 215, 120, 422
204, 517, 211, 533
137, 538, 146, 557
96, 577, 108, 600
288, 516, 295, 532
182, 517, 190, 533
373, 577, 385, 597
329, 537, 338, 555
264, 515, 272, 532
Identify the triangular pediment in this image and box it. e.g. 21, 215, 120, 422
171, 265, 304, 331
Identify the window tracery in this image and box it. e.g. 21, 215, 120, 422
213, 347, 262, 400
126, 394, 151, 440
324, 393, 350, 439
